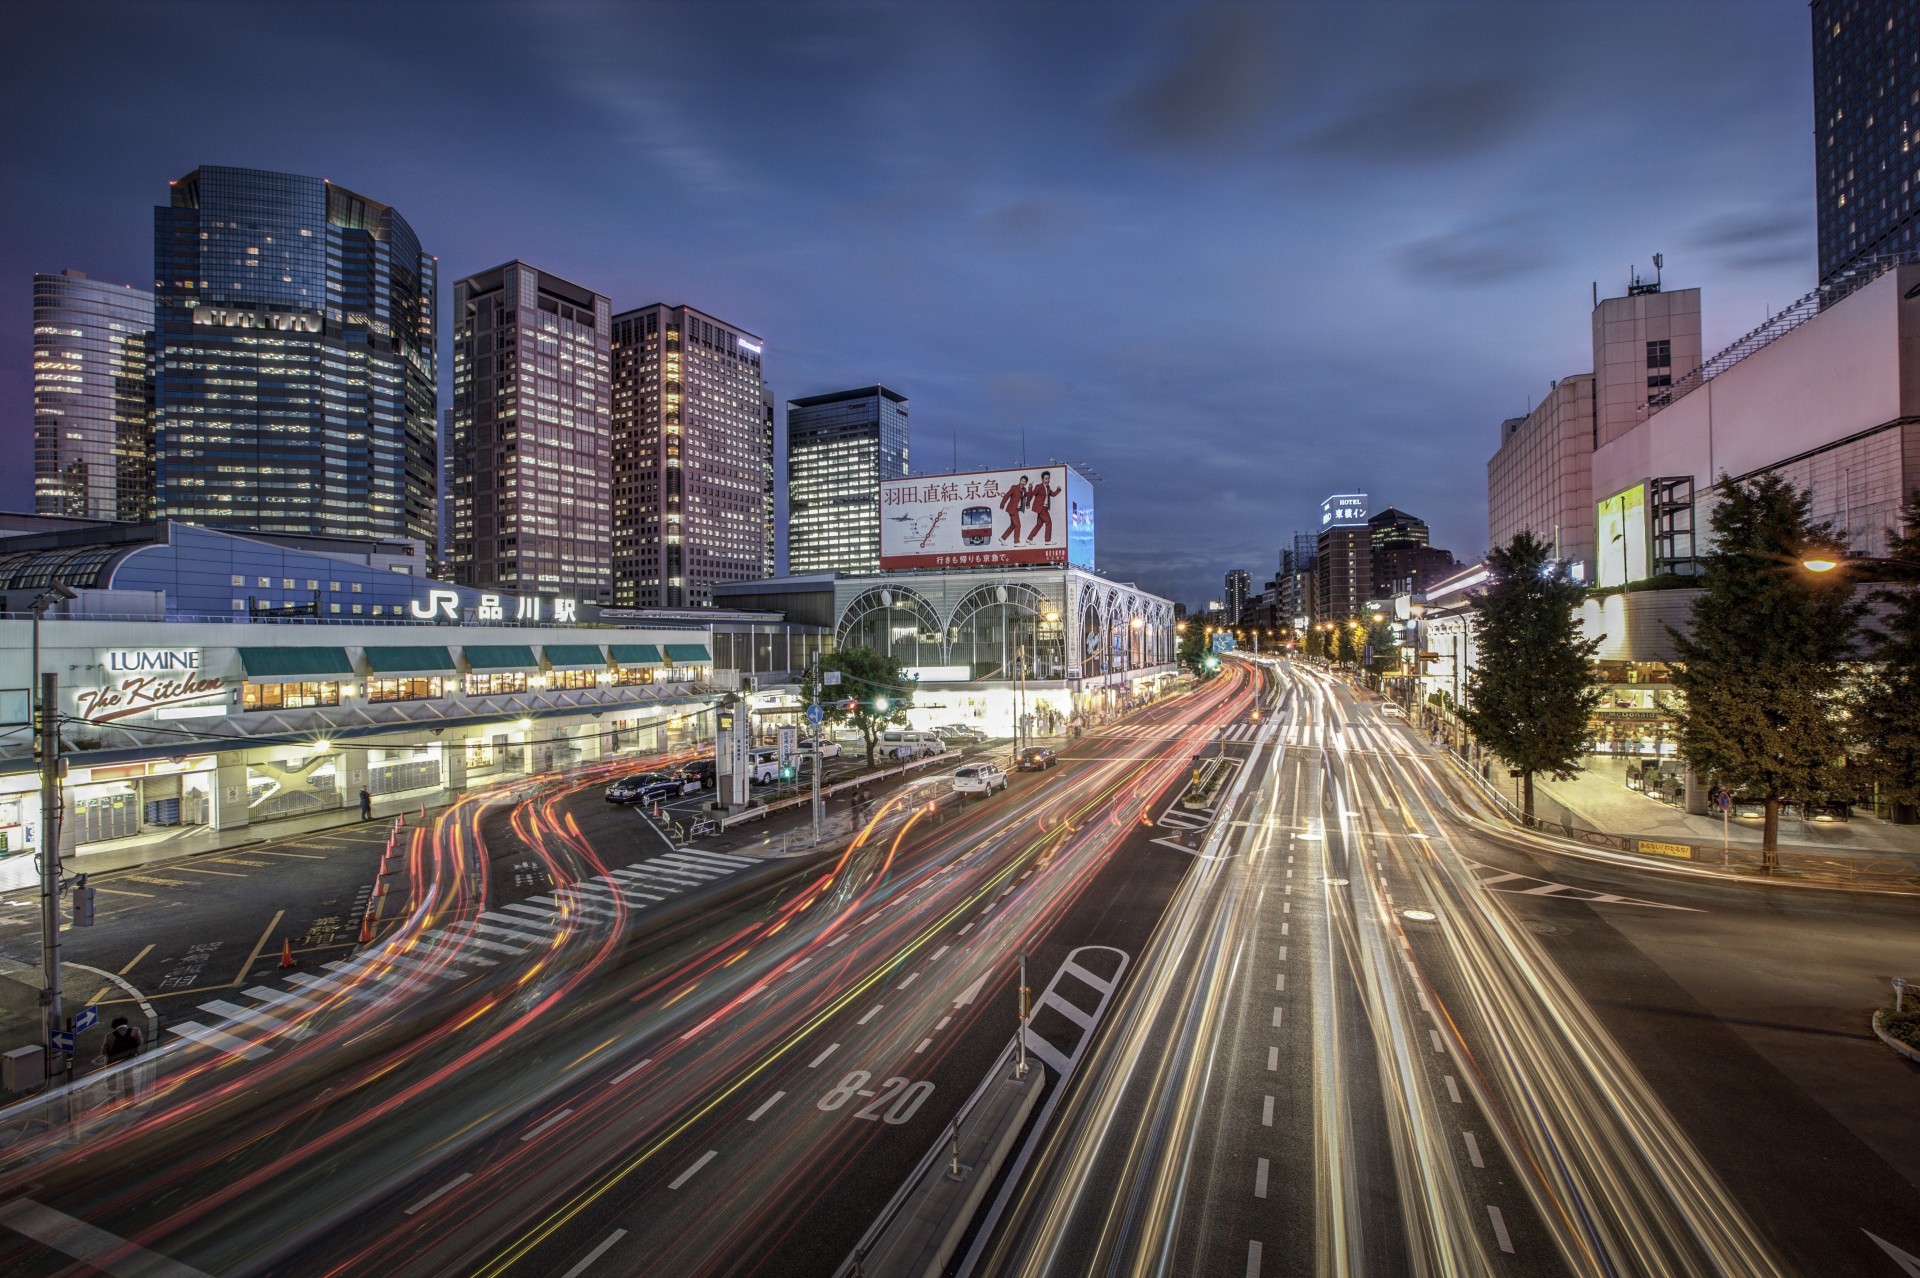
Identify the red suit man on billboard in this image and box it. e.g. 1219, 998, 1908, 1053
1027, 470, 1061, 543
999, 475, 1029, 543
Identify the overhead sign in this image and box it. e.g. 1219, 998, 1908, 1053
880, 466, 1095, 571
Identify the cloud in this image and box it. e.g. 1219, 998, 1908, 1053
1684, 205, 1809, 272
1393, 214, 1551, 287
1111, 4, 1280, 152
1299, 75, 1528, 161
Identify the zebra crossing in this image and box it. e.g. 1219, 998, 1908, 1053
165, 847, 759, 1061
1107, 722, 1265, 744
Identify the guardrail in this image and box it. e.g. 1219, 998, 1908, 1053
718, 750, 964, 830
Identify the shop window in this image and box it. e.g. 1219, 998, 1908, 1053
547, 668, 599, 691
463, 671, 529, 696
242, 681, 341, 711
367, 676, 445, 703
612, 666, 655, 686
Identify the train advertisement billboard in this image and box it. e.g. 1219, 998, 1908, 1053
879, 465, 1095, 571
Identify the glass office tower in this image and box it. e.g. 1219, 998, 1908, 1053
33, 270, 155, 521
785, 385, 909, 574
1813, 0, 1920, 283
153, 166, 437, 542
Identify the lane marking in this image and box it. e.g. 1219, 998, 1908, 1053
559, 1229, 628, 1278
898, 972, 919, 990
747, 1091, 786, 1122
1266, 1046, 1278, 1071
1443, 1075, 1461, 1104
609, 1057, 652, 1085
929, 945, 949, 962
1280, 922, 1289, 936
1247, 1239, 1263, 1278
0, 1197, 212, 1278
1430, 1030, 1446, 1054
915, 1037, 932, 1053
406, 1172, 474, 1215
1261, 1095, 1273, 1126
119, 943, 154, 975
1487, 1205, 1514, 1253
958, 923, 975, 936
1463, 1131, 1485, 1167
1274, 973, 1285, 992
669, 1150, 718, 1190
809, 1042, 840, 1067
1271, 1006, 1283, 1028
858, 1005, 884, 1025
521, 1108, 575, 1141
1276, 945, 1287, 961
1253, 1157, 1269, 1198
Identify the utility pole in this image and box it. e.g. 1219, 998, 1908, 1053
38, 671, 64, 1083
1015, 952, 1029, 1079
1015, 638, 1028, 760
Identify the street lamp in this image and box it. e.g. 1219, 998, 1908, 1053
1801, 554, 1920, 576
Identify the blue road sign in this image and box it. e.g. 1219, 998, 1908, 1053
50, 1030, 74, 1053
806, 703, 824, 727
72, 1005, 99, 1034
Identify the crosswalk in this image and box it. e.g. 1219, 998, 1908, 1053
165, 847, 759, 1061
1107, 722, 1265, 744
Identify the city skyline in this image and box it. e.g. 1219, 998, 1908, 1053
0, 1, 1822, 603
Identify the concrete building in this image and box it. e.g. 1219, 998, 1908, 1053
1486, 376, 1596, 572
610, 305, 771, 608
1813, 0, 1920, 283
153, 166, 437, 543
1594, 280, 1704, 452
447, 262, 612, 600
1223, 569, 1250, 623
786, 385, 910, 574
1276, 534, 1317, 629
1315, 493, 1371, 621
32, 271, 154, 522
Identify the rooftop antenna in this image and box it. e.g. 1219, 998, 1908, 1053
1653, 252, 1664, 288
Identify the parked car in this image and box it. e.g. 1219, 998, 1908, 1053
1380, 702, 1404, 718
1016, 746, 1058, 772
606, 772, 689, 804
745, 749, 783, 784
880, 730, 946, 758
677, 759, 717, 789
951, 762, 1009, 795
938, 723, 986, 743
798, 737, 842, 760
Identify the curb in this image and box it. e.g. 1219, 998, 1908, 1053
1872, 1011, 1920, 1066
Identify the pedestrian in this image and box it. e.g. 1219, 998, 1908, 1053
103, 1017, 142, 1063
358, 787, 373, 820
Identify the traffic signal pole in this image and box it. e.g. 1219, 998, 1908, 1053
38, 671, 65, 1082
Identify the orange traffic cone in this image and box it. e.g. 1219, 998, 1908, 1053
279, 938, 298, 969
358, 914, 374, 945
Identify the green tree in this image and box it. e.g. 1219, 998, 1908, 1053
1178, 623, 1214, 677
1856, 489, 1920, 816
1669, 473, 1860, 860
801, 645, 914, 768
1363, 619, 1398, 676
1462, 532, 1601, 820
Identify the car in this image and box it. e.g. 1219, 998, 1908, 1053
951, 762, 1008, 795
798, 737, 842, 760
677, 760, 717, 789
1380, 702, 1404, 718
880, 730, 946, 758
1016, 746, 1058, 771
606, 772, 688, 804
938, 723, 986, 743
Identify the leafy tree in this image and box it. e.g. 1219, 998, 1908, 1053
1462, 532, 1601, 820
1363, 619, 1398, 676
1669, 473, 1860, 860
801, 645, 913, 768
1178, 623, 1216, 677
1856, 489, 1920, 816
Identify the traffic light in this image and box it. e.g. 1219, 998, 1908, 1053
779, 764, 796, 782
72, 875, 95, 927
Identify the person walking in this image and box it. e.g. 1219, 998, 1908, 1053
1027, 470, 1061, 543
358, 786, 373, 820
998, 475, 1029, 543
103, 1017, 143, 1063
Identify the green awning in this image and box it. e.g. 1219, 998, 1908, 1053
461, 644, 539, 671
665, 643, 711, 663
542, 644, 607, 669
237, 647, 353, 680
362, 645, 456, 674
609, 644, 662, 666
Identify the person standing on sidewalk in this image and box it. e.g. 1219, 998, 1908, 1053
103, 1017, 143, 1063
358, 787, 373, 820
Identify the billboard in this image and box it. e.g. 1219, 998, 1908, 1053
1595, 482, 1648, 588
1320, 493, 1368, 527
880, 465, 1095, 571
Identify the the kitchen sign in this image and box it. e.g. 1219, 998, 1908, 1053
76, 649, 226, 725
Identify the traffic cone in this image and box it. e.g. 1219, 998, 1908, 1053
358, 913, 374, 945
279, 938, 298, 970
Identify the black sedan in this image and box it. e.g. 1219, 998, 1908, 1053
606, 772, 690, 804
1016, 746, 1058, 771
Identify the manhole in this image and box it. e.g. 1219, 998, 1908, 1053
1523, 920, 1565, 936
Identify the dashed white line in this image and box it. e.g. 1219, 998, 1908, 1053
1277, 945, 1288, 961
1487, 1205, 1515, 1253
1253, 1156, 1270, 1198
1463, 1131, 1485, 1167
1271, 1006, 1284, 1028
521, 1108, 574, 1141
1261, 1095, 1274, 1126
935, 1016, 952, 1031
669, 1150, 718, 1190
1280, 922, 1289, 936
858, 1005, 884, 1025
958, 922, 975, 936
405, 1172, 473, 1215
1266, 1046, 1279, 1071
929, 945, 950, 961
1274, 973, 1286, 992
747, 1091, 786, 1122
1443, 1075, 1462, 1104
1282, 902, 1290, 914
827, 936, 847, 947
809, 1042, 840, 1068
915, 1037, 933, 1053
1246, 1239, 1264, 1277
1429, 1030, 1446, 1054
608, 1057, 652, 1086
898, 972, 919, 990
559, 1228, 628, 1278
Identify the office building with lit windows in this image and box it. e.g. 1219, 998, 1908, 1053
786, 385, 910, 574
610, 304, 770, 608
1222, 568, 1250, 623
1813, 0, 1920, 285
33, 270, 155, 521
152, 166, 437, 543
447, 262, 611, 600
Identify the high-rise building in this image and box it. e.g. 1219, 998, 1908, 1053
448, 262, 611, 598
610, 304, 770, 608
32, 270, 155, 521
1813, 0, 1920, 284
786, 385, 910, 574
1223, 568, 1251, 623
153, 166, 437, 542
763, 388, 778, 574
1369, 507, 1456, 596
1277, 533, 1317, 628
1316, 494, 1371, 621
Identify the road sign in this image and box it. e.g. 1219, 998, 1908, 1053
806, 703, 824, 727
823, 671, 842, 686
49, 1030, 74, 1054
777, 725, 798, 765
72, 1005, 99, 1034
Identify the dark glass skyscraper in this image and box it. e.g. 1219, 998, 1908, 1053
1813, 0, 1920, 284
786, 385, 909, 574
153, 166, 437, 542
33, 270, 154, 521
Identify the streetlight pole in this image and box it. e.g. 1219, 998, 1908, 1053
38, 670, 64, 1083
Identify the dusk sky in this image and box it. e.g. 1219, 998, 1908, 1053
3, 0, 1819, 606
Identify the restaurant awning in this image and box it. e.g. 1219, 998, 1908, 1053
236, 647, 354, 681
361, 645, 457, 675
461, 644, 540, 671
609, 644, 662, 666
541, 644, 607, 669
664, 643, 711, 663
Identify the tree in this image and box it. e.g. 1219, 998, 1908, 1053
801, 645, 914, 769
1461, 532, 1601, 820
1669, 473, 1860, 861
1856, 489, 1920, 819
1178, 624, 1216, 677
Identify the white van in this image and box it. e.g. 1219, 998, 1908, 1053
744, 748, 782, 784
879, 730, 946, 759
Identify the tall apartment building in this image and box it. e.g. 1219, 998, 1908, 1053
1813, 0, 1920, 284
786, 385, 910, 574
1277, 534, 1317, 627
1223, 568, 1250, 623
610, 304, 770, 608
32, 270, 155, 521
153, 166, 437, 542
448, 262, 611, 598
